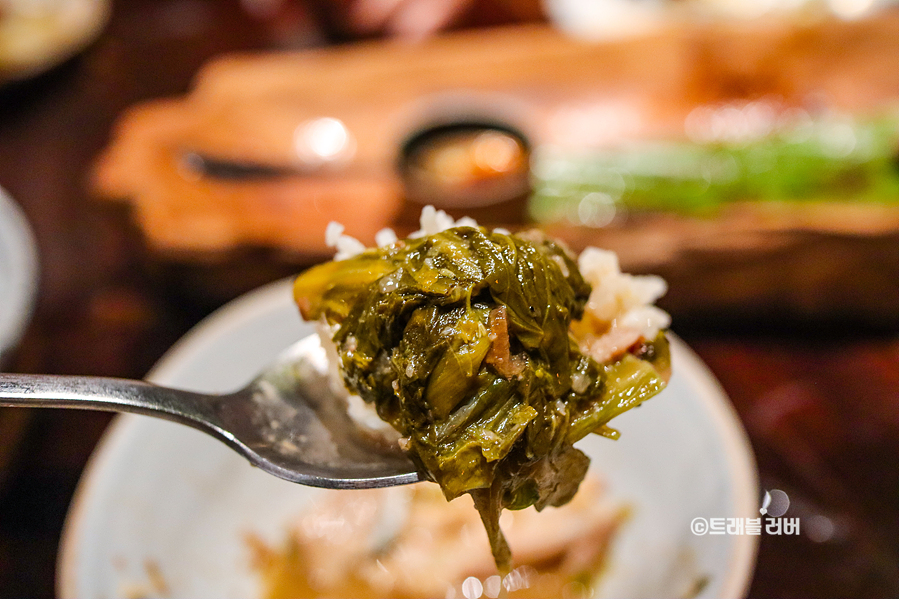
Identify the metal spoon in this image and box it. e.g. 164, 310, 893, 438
0, 334, 422, 489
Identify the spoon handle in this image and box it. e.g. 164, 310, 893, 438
0, 373, 219, 428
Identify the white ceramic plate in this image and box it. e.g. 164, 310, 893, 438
58, 278, 759, 598
0, 185, 39, 366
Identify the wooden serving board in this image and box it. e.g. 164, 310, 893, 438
93, 15, 899, 326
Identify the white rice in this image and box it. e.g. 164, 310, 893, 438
409, 205, 478, 238
578, 247, 670, 341
375, 227, 398, 248
325, 222, 367, 261
325, 206, 476, 260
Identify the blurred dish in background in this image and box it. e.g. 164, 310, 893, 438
0, 185, 39, 367
0, 0, 110, 83
531, 101, 899, 228
91, 16, 899, 326
400, 122, 531, 224
544, 0, 899, 40
303, 0, 546, 41
92, 14, 899, 255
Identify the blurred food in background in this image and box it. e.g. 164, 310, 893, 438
304, 0, 545, 40
251, 478, 623, 599
546, 0, 899, 39
531, 100, 899, 226
0, 0, 110, 82
400, 123, 531, 224
91, 11, 899, 326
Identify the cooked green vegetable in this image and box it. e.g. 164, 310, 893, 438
293, 225, 669, 571
531, 113, 899, 222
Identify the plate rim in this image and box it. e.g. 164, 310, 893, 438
0, 184, 40, 364
670, 338, 760, 598
57, 278, 759, 598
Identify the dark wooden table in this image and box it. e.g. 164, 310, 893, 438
1, 1, 897, 597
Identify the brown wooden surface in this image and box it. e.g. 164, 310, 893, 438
0, 1, 898, 597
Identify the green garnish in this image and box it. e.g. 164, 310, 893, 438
531, 113, 899, 222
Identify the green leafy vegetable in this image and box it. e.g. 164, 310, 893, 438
293, 225, 669, 571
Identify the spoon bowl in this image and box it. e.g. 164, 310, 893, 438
0, 334, 422, 489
